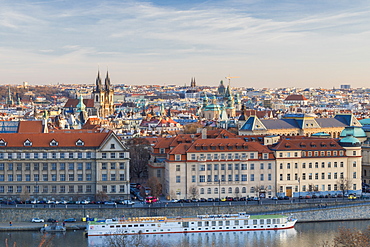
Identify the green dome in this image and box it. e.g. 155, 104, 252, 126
312, 132, 330, 137
340, 126, 366, 138
359, 118, 370, 125
339, 135, 361, 146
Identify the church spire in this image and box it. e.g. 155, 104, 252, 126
105, 70, 111, 91
96, 70, 102, 91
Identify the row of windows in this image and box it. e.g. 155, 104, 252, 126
279, 172, 355, 181
279, 161, 348, 170
101, 163, 127, 170
0, 152, 126, 160
278, 150, 345, 158
198, 185, 273, 195
177, 174, 273, 183
184, 163, 273, 172
0, 162, 92, 171
280, 183, 357, 192
189, 152, 266, 161
102, 174, 126, 181
0, 173, 93, 182
0, 184, 126, 194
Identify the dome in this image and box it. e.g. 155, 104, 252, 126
311, 132, 330, 137
359, 118, 370, 125
339, 135, 361, 147
340, 126, 366, 138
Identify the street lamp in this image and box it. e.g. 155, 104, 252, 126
298, 177, 301, 202
218, 179, 221, 205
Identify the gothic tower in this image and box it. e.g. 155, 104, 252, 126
92, 70, 114, 118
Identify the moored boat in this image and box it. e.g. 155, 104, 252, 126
40, 223, 66, 232
87, 212, 297, 236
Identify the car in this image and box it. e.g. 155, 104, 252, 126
191, 198, 199, 203
254, 197, 260, 201
32, 218, 44, 223
207, 198, 214, 202
312, 195, 318, 199
214, 198, 220, 202
122, 200, 135, 205
170, 199, 179, 203
104, 201, 117, 205
271, 196, 278, 200
47, 218, 58, 223
348, 194, 357, 200
239, 197, 247, 201
284, 196, 290, 200
199, 198, 207, 202
64, 218, 77, 222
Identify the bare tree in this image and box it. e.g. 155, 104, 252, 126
146, 177, 162, 198
183, 123, 203, 134
107, 232, 169, 247
126, 138, 151, 181
336, 178, 352, 199
189, 185, 199, 199
307, 183, 319, 198
95, 190, 109, 202
20, 189, 30, 203
320, 226, 370, 247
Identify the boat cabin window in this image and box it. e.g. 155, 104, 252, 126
151, 224, 155, 226
253, 220, 257, 225
260, 219, 264, 225
212, 221, 216, 226
128, 225, 132, 227
140, 224, 144, 227
198, 222, 202, 227
219, 221, 223, 226
277, 219, 280, 224
134, 225, 138, 227
205, 221, 209, 226
225, 221, 230, 226
116, 225, 120, 228
110, 226, 114, 228
102, 226, 105, 228
267, 219, 271, 224
273, 219, 276, 224
244, 220, 248, 225
235, 220, 239, 225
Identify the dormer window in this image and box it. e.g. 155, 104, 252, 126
0, 139, 7, 147
50, 139, 59, 146
24, 139, 32, 147
76, 139, 84, 146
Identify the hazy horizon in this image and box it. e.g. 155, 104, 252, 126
1, 0, 370, 88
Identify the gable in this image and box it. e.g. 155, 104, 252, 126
99, 133, 125, 152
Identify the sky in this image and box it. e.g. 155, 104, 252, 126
1, 0, 370, 88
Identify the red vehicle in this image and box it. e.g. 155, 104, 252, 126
145, 196, 158, 204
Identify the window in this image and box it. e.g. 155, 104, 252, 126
43, 153, 47, 159
228, 175, 232, 181
207, 164, 212, 171
25, 174, 30, 181
102, 153, 107, 159
60, 153, 64, 159
8, 174, 13, 181
260, 163, 264, 169
315, 173, 318, 180
69, 163, 74, 170
250, 164, 254, 170
86, 162, 92, 170
214, 164, 219, 170
192, 175, 196, 183
199, 175, 205, 182
302, 173, 306, 180
69, 174, 74, 181
52, 153, 57, 159
17, 174, 22, 181
102, 163, 107, 170
86, 185, 92, 193
221, 164, 226, 170
228, 164, 232, 170
260, 174, 264, 181
334, 172, 338, 179
175, 154, 181, 161
43, 174, 48, 181
111, 174, 116, 181
120, 174, 125, 181
0, 163, 3, 170
309, 173, 312, 180
119, 185, 125, 192
353, 172, 357, 179
86, 174, 92, 181
110, 163, 116, 169
176, 165, 180, 171
78, 185, 83, 193
52, 186, 56, 193
353, 162, 356, 167
111, 185, 116, 193
242, 174, 247, 181
280, 163, 283, 169
78, 163, 83, 170
322, 173, 325, 179
207, 188, 212, 194
60, 174, 65, 181
60, 186, 66, 193
280, 174, 283, 181
302, 163, 306, 169
157, 169, 161, 178
191, 154, 196, 160
34, 163, 39, 170
102, 174, 107, 181
119, 152, 125, 159
250, 174, 254, 181
52, 174, 57, 181
235, 164, 239, 170
241, 164, 247, 170
60, 163, 65, 170
235, 174, 239, 181
268, 163, 272, 169
287, 163, 291, 169
328, 173, 332, 179
268, 174, 272, 181
42, 163, 48, 170
207, 175, 212, 182
110, 153, 116, 159
309, 163, 312, 169
8, 186, 13, 193
17, 186, 22, 193
8, 163, 13, 170
51, 163, 57, 170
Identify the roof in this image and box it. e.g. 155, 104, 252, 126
63, 99, 94, 108
271, 138, 343, 151
284, 94, 308, 101
18, 121, 44, 133
0, 131, 112, 148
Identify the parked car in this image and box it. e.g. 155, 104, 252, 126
122, 200, 135, 205
104, 201, 117, 205
47, 218, 58, 223
191, 198, 199, 203
254, 197, 260, 201
271, 196, 278, 200
348, 194, 357, 200
64, 218, 77, 222
207, 198, 214, 202
284, 196, 290, 200
170, 199, 178, 203
32, 218, 44, 223
145, 196, 158, 204
199, 198, 207, 202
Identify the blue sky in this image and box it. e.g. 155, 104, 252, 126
1, 0, 370, 88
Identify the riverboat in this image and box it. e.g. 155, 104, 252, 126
87, 212, 297, 236
40, 223, 66, 232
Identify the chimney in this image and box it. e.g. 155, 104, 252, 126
201, 128, 207, 139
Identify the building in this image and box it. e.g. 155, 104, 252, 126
271, 136, 362, 197
0, 130, 130, 201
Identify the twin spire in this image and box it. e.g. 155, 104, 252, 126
95, 70, 111, 92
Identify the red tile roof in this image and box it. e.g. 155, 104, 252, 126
18, 121, 44, 133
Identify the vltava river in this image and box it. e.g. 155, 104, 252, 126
1, 220, 369, 247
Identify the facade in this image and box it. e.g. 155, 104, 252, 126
163, 136, 276, 199
0, 131, 130, 201
271, 137, 362, 197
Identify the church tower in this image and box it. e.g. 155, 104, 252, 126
92, 70, 114, 118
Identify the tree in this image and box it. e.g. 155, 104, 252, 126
146, 177, 162, 198
336, 178, 352, 199
126, 138, 151, 181
183, 123, 203, 134
308, 183, 319, 198
189, 185, 199, 199
322, 226, 370, 247
95, 190, 109, 202
20, 189, 30, 203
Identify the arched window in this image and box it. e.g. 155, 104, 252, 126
214, 188, 218, 194
200, 188, 204, 194
228, 187, 232, 193
242, 187, 246, 193
221, 187, 225, 194
250, 187, 255, 193
235, 187, 239, 193
207, 188, 211, 194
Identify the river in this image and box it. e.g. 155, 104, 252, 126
1, 220, 369, 247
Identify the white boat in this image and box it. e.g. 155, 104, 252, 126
40, 223, 66, 232
87, 212, 297, 236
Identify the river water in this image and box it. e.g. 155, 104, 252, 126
1, 220, 369, 247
